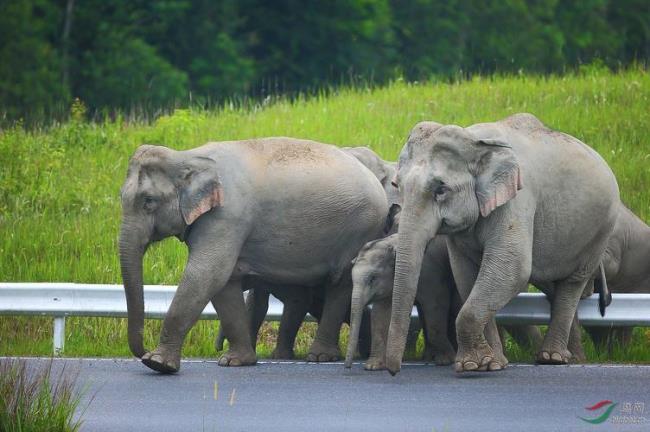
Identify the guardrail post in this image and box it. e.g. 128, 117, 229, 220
53, 316, 65, 356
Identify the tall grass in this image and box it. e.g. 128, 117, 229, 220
0, 67, 649, 361
0, 359, 85, 432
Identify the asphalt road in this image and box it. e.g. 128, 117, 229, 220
10, 357, 650, 432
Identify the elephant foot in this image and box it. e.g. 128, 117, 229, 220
455, 342, 505, 373
271, 348, 295, 360
141, 348, 180, 374
306, 340, 340, 362
536, 348, 571, 365
435, 353, 456, 366
364, 357, 386, 371
569, 347, 586, 363
218, 349, 257, 367
423, 344, 456, 366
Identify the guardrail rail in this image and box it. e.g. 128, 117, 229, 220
1, 283, 649, 355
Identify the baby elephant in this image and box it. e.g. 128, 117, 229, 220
345, 234, 459, 370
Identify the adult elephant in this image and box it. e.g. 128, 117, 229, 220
119, 138, 388, 373
570, 203, 650, 352
214, 146, 400, 360
386, 114, 619, 374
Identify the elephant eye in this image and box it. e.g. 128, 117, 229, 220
143, 196, 157, 211
433, 183, 449, 201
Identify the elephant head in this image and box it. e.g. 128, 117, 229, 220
342, 146, 400, 208
345, 235, 398, 368
385, 122, 522, 374
119, 145, 224, 358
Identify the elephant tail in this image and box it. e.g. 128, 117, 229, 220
595, 262, 612, 317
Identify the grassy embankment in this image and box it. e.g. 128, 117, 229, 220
1, 67, 649, 363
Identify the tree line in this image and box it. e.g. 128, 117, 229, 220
1, 0, 648, 123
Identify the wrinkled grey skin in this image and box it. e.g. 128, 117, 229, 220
572, 203, 650, 351
119, 138, 387, 373
386, 114, 619, 375
346, 234, 459, 370
342, 146, 400, 208
215, 146, 397, 360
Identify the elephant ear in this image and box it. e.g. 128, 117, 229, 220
178, 156, 224, 225
474, 139, 523, 218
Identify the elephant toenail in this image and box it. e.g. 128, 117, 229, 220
464, 361, 479, 371
480, 356, 493, 366
489, 362, 502, 371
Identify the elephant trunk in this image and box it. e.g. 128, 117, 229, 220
119, 221, 148, 358
345, 289, 366, 368
385, 208, 440, 375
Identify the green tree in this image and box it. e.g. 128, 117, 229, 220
0, 0, 68, 121
609, 0, 650, 63
240, 0, 396, 92
58, 0, 188, 112
144, 0, 254, 101
77, 35, 188, 112
465, 0, 565, 73
556, 0, 619, 65
390, 0, 468, 79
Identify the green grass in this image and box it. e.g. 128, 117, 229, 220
1, 67, 649, 363
0, 359, 85, 432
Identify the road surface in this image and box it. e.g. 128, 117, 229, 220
9, 357, 650, 431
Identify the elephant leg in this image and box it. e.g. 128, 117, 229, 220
405, 315, 421, 356
365, 297, 391, 371
586, 326, 611, 350
212, 288, 263, 352
567, 312, 586, 363
215, 322, 227, 351
484, 319, 508, 367
588, 326, 633, 357
211, 279, 258, 367
447, 283, 462, 351
306, 273, 352, 362
417, 295, 456, 366
614, 327, 634, 346
142, 245, 249, 373
273, 287, 311, 359
356, 307, 372, 359
247, 288, 270, 351
537, 279, 586, 364
451, 239, 531, 373
504, 325, 544, 351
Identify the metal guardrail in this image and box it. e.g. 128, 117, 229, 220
1, 283, 649, 355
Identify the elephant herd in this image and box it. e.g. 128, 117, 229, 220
119, 113, 650, 375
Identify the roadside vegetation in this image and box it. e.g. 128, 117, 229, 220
1, 67, 649, 362
0, 359, 85, 432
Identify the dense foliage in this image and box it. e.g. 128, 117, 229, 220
1, 0, 648, 123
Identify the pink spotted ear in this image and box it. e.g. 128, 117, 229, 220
474, 139, 523, 218
178, 157, 224, 225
